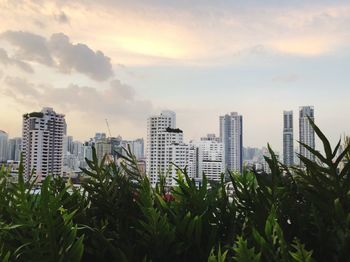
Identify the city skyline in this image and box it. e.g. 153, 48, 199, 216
1, 1, 350, 153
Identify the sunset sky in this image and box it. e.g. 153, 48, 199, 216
1, 0, 350, 152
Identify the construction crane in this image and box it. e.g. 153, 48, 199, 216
105, 118, 112, 137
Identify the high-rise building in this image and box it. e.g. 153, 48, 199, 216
121, 138, 145, 160
95, 139, 112, 163
22, 107, 66, 181
220, 112, 243, 173
147, 110, 194, 186
283, 111, 294, 166
108, 136, 123, 158
0, 130, 9, 162
94, 133, 106, 142
66, 136, 74, 154
190, 134, 224, 182
299, 106, 315, 163
8, 137, 21, 161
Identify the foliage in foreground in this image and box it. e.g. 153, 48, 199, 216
1, 120, 350, 261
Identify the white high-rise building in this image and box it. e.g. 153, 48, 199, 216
283, 111, 294, 166
147, 110, 194, 186
0, 130, 9, 162
190, 134, 224, 182
8, 137, 21, 161
22, 107, 66, 181
299, 106, 315, 163
220, 112, 243, 173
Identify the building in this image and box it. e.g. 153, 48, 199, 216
95, 139, 112, 163
8, 137, 21, 161
94, 132, 106, 142
299, 106, 315, 163
147, 110, 194, 186
121, 138, 145, 160
190, 134, 224, 182
220, 112, 243, 173
283, 111, 294, 166
167, 142, 193, 186
0, 130, 9, 162
22, 107, 66, 181
108, 136, 123, 158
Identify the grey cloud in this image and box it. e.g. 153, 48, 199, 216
272, 74, 299, 83
54, 11, 70, 24
0, 48, 34, 73
1, 31, 53, 66
1, 31, 113, 81
2, 76, 152, 122
4, 76, 39, 96
110, 79, 136, 99
49, 33, 113, 81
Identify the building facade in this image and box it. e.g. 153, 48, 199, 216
0, 131, 9, 162
299, 106, 315, 163
190, 134, 224, 182
22, 107, 66, 181
121, 138, 144, 160
8, 137, 22, 161
147, 110, 196, 186
220, 112, 243, 173
283, 111, 294, 166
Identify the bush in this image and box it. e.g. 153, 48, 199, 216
0, 120, 349, 261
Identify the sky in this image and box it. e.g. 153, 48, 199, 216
0, 0, 350, 152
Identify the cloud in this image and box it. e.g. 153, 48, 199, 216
54, 11, 70, 24
272, 74, 299, 83
1, 31, 114, 81
0, 48, 34, 73
2, 76, 152, 122
49, 33, 113, 80
1, 31, 53, 66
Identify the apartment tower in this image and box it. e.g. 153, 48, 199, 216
22, 107, 66, 181
283, 111, 294, 166
220, 112, 243, 173
299, 106, 315, 163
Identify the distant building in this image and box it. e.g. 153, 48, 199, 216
121, 138, 144, 160
190, 134, 224, 182
8, 137, 21, 161
22, 107, 66, 181
299, 106, 315, 163
283, 111, 294, 166
108, 136, 123, 158
94, 132, 106, 142
220, 112, 243, 173
0, 130, 9, 162
95, 139, 112, 163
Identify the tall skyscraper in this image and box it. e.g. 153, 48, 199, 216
146, 110, 193, 186
220, 112, 243, 173
0, 130, 9, 162
283, 111, 294, 166
299, 106, 315, 163
8, 137, 22, 161
22, 107, 66, 181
